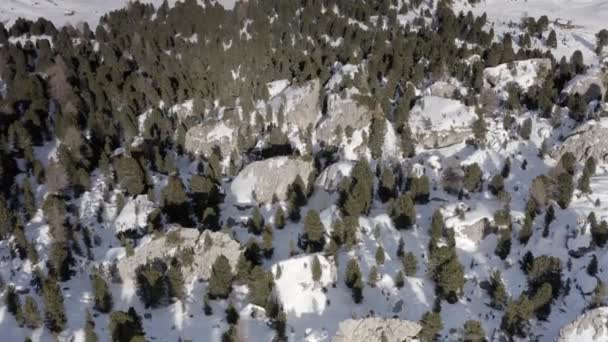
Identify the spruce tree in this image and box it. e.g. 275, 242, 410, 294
547, 29, 557, 48
389, 194, 416, 229
208, 255, 233, 299
556, 172, 574, 209
42, 278, 67, 333
302, 210, 325, 252
91, 272, 113, 313
167, 259, 185, 301
368, 266, 379, 287
375, 245, 386, 265
311, 255, 322, 282
22, 296, 41, 329
378, 166, 396, 203
402, 252, 418, 276
5, 286, 23, 324
84, 310, 98, 342
419, 311, 443, 342
395, 270, 405, 289
519, 212, 534, 245
369, 113, 386, 159
161, 174, 190, 226
108, 308, 145, 342
489, 270, 508, 310
274, 206, 286, 229
249, 206, 264, 235
462, 320, 486, 342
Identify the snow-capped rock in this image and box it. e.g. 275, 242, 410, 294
272, 254, 335, 317
332, 318, 421, 342
268, 78, 321, 131
552, 119, 608, 163
315, 161, 354, 191
409, 96, 476, 149
184, 119, 238, 157
117, 228, 240, 286
561, 66, 607, 103
113, 195, 156, 236
230, 156, 314, 205
558, 307, 608, 341
484, 58, 552, 93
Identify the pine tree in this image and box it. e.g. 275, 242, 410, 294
463, 163, 482, 193
472, 112, 487, 147
341, 159, 373, 217
5, 286, 23, 324
462, 320, 486, 342
410, 175, 431, 204
161, 174, 190, 226
419, 311, 443, 342
262, 226, 274, 259
375, 245, 386, 265
108, 308, 145, 342
547, 29, 557, 48
274, 206, 286, 229
489, 270, 508, 310
369, 113, 386, 159
519, 212, 534, 245
368, 266, 379, 287
389, 194, 416, 229
402, 252, 418, 276
208, 255, 233, 299
91, 272, 113, 313
345, 258, 362, 289
495, 229, 512, 260
395, 270, 405, 289
22, 296, 41, 329
311, 255, 322, 282
591, 218, 608, 247
249, 206, 264, 235
84, 310, 98, 342
378, 166, 396, 203
556, 172, 574, 209
167, 259, 185, 301
489, 174, 504, 196
42, 278, 67, 333
247, 267, 274, 309
135, 259, 167, 308
302, 210, 325, 252
519, 118, 532, 140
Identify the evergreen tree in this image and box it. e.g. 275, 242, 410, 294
378, 166, 396, 203
91, 272, 113, 313
84, 310, 98, 342
489, 270, 508, 310
519, 118, 532, 140
463, 163, 482, 192
597, 29, 608, 55
345, 258, 362, 289
519, 212, 534, 245
410, 175, 431, 204
368, 265, 379, 287
395, 270, 405, 289
587, 255, 598, 277
249, 206, 264, 235
389, 194, 416, 229
42, 278, 67, 333
419, 311, 443, 342
547, 29, 557, 48
369, 113, 386, 159
495, 229, 512, 260
462, 320, 486, 342
22, 296, 41, 329
591, 217, 608, 247
274, 206, 286, 229
402, 252, 418, 276
108, 308, 145, 342
208, 255, 233, 299
167, 259, 185, 301
161, 174, 191, 226
341, 159, 373, 217
302, 210, 325, 252
472, 112, 487, 147
311, 255, 322, 282
5, 286, 23, 324
556, 172, 574, 209
589, 281, 607, 309
375, 245, 386, 265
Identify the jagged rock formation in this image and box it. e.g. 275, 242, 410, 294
552, 119, 608, 163
315, 161, 353, 192
184, 119, 239, 157
230, 156, 314, 205
332, 318, 422, 342
409, 96, 476, 149
558, 307, 608, 341
117, 228, 241, 286
316, 91, 376, 146
268, 78, 321, 131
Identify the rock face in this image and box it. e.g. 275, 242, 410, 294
558, 307, 608, 341
408, 96, 476, 149
184, 120, 238, 157
315, 161, 353, 192
316, 92, 376, 146
113, 195, 156, 236
230, 156, 314, 205
117, 228, 240, 286
484, 58, 552, 92
269, 78, 321, 131
552, 120, 608, 163
333, 318, 422, 342
561, 67, 607, 103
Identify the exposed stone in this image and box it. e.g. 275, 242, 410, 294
316, 92, 377, 146
117, 227, 241, 286
333, 318, 421, 342
408, 96, 476, 149
113, 195, 156, 236
230, 156, 314, 205
269, 78, 321, 131
484, 58, 552, 92
558, 307, 608, 341
552, 119, 608, 163
184, 119, 239, 157
560, 67, 607, 103
315, 161, 353, 192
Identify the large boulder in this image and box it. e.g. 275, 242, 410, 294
408, 96, 476, 149
333, 318, 422, 342
316, 91, 377, 146
484, 58, 552, 92
552, 119, 608, 163
560, 67, 607, 103
230, 156, 314, 205
117, 228, 240, 286
268, 78, 321, 131
315, 161, 354, 192
184, 119, 239, 157
558, 307, 608, 341
113, 195, 156, 236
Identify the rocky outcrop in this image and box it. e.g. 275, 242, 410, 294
113, 195, 156, 236
409, 96, 476, 149
315, 161, 353, 192
184, 120, 239, 157
230, 156, 314, 205
561, 67, 607, 103
316, 92, 377, 146
333, 318, 421, 342
117, 228, 240, 286
552, 119, 608, 163
484, 58, 552, 91
269, 78, 321, 131
558, 307, 608, 341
